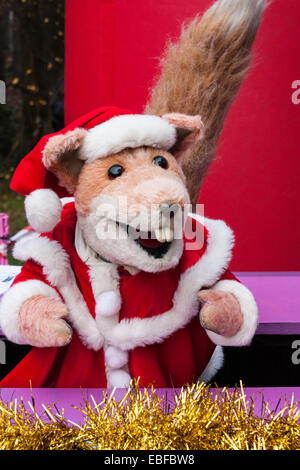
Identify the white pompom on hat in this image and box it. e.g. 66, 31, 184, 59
24, 189, 62, 233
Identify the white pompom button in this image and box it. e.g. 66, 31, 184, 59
107, 370, 131, 388
95, 290, 121, 317
105, 346, 128, 369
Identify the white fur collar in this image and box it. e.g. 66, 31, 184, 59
12, 215, 234, 351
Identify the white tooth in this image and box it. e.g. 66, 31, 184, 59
165, 228, 174, 242
154, 228, 161, 241
160, 230, 166, 243
161, 230, 167, 243
163, 228, 169, 242
155, 228, 165, 243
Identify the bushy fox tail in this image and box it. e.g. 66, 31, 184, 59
145, 0, 267, 204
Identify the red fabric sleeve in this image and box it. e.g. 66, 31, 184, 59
220, 269, 240, 283
12, 259, 46, 286
12, 259, 62, 300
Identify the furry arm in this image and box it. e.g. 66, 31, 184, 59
199, 270, 258, 346
0, 259, 71, 346
19, 295, 72, 347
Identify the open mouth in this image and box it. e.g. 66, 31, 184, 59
117, 222, 173, 259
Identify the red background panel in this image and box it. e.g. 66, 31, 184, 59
65, 0, 300, 271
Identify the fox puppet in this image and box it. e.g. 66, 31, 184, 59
0, 0, 266, 387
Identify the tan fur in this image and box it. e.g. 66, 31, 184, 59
19, 295, 72, 347
199, 290, 243, 337
43, 128, 87, 193
145, 0, 267, 205
162, 113, 205, 163
75, 147, 187, 216
162, 113, 204, 135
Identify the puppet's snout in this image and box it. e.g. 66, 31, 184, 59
132, 176, 190, 213
126, 175, 190, 241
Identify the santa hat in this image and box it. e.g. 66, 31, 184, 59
11, 107, 178, 233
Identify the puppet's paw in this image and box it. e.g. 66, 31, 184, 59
198, 289, 243, 337
95, 290, 121, 317
19, 295, 73, 347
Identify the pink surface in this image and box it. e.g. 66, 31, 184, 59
238, 273, 300, 326
65, 0, 300, 271
1, 387, 299, 424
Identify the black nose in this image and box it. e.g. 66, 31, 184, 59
160, 202, 181, 218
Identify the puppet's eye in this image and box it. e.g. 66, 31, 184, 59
153, 156, 168, 169
108, 165, 124, 179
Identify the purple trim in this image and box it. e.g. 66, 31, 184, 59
236, 272, 300, 334
0, 387, 299, 424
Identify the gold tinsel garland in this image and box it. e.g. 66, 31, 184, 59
0, 382, 300, 450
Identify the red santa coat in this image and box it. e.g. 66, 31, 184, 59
0, 203, 258, 388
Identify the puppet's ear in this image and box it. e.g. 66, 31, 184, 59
42, 128, 88, 193
161, 113, 205, 163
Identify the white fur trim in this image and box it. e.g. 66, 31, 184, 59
25, 189, 62, 233
205, 279, 258, 346
198, 346, 224, 383
61, 197, 75, 206
95, 291, 121, 317
0, 280, 60, 344
88, 262, 122, 353
95, 215, 234, 350
13, 236, 103, 351
79, 114, 177, 162
75, 222, 121, 297
13, 236, 71, 287
75, 222, 100, 266
11, 215, 236, 354
88, 262, 120, 297
106, 369, 131, 388
105, 346, 128, 369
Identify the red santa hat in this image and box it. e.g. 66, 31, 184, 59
11, 106, 178, 233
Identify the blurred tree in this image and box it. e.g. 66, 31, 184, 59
0, 0, 65, 176
0, 0, 65, 243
